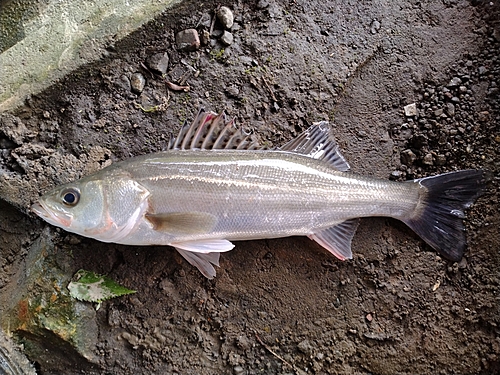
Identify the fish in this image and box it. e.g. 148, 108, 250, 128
31, 109, 487, 278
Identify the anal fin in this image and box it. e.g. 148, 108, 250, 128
308, 219, 360, 260
175, 248, 220, 279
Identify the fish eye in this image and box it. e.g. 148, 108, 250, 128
61, 188, 80, 206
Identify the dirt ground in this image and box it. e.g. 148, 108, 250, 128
0, 0, 499, 374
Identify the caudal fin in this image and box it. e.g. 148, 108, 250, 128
403, 170, 487, 262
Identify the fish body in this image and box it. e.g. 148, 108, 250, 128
32, 110, 487, 278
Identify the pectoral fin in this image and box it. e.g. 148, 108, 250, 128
145, 212, 217, 235
172, 239, 235, 253
175, 249, 221, 279
308, 219, 359, 260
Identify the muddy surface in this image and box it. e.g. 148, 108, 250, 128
0, 0, 499, 374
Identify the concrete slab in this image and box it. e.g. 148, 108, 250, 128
0, 0, 180, 112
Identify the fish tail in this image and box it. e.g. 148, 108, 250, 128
403, 170, 488, 262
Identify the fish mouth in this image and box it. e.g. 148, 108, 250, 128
31, 201, 72, 227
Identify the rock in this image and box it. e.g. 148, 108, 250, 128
478, 66, 488, 75
404, 103, 417, 117
445, 102, 455, 116
200, 29, 210, 46
400, 149, 417, 165
435, 154, 447, 165
0, 330, 37, 375
146, 52, 169, 74
221, 30, 234, 45
217, 6, 234, 29
257, 0, 270, 9
423, 153, 433, 165
297, 339, 314, 355
233, 365, 244, 375
447, 77, 461, 87
198, 12, 212, 28
130, 72, 146, 93
226, 85, 239, 97
116, 74, 131, 91
434, 108, 444, 117
370, 19, 381, 34
0, 229, 99, 371
175, 29, 200, 51
391, 170, 403, 179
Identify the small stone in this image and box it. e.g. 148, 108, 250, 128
199, 13, 212, 28
435, 154, 447, 166
117, 74, 131, 91
459, 85, 467, 93
477, 111, 490, 122
130, 72, 145, 93
220, 30, 234, 45
297, 339, 313, 355
226, 85, 239, 97
176, 29, 200, 51
370, 19, 381, 34
400, 149, 417, 165
478, 66, 488, 75
257, 0, 269, 8
200, 30, 210, 46
217, 6, 234, 29
423, 153, 433, 165
404, 103, 418, 117
434, 108, 444, 117
391, 170, 402, 179
233, 365, 244, 375
146, 52, 169, 74
445, 102, 455, 116
447, 77, 461, 87
366, 313, 373, 322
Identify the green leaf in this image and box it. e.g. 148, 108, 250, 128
67, 269, 136, 306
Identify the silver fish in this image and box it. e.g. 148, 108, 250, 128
32, 109, 487, 278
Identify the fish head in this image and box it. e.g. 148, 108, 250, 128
32, 171, 150, 242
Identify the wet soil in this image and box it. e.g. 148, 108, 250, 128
0, 0, 499, 374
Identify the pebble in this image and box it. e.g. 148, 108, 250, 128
370, 19, 381, 34
221, 30, 234, 45
297, 339, 314, 355
422, 153, 433, 165
478, 66, 488, 75
233, 365, 244, 375
217, 6, 234, 29
146, 52, 169, 74
445, 102, 455, 116
200, 30, 210, 46
117, 74, 131, 91
435, 154, 447, 165
404, 103, 417, 117
257, 0, 270, 9
400, 149, 417, 165
130, 72, 145, 93
447, 77, 461, 87
176, 29, 200, 51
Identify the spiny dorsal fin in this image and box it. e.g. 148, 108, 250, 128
280, 121, 350, 172
168, 108, 262, 151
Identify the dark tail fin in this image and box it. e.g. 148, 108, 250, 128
403, 170, 488, 262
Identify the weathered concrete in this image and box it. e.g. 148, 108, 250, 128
0, 0, 180, 112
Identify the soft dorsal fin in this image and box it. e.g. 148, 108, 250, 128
280, 121, 350, 172
168, 108, 262, 151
